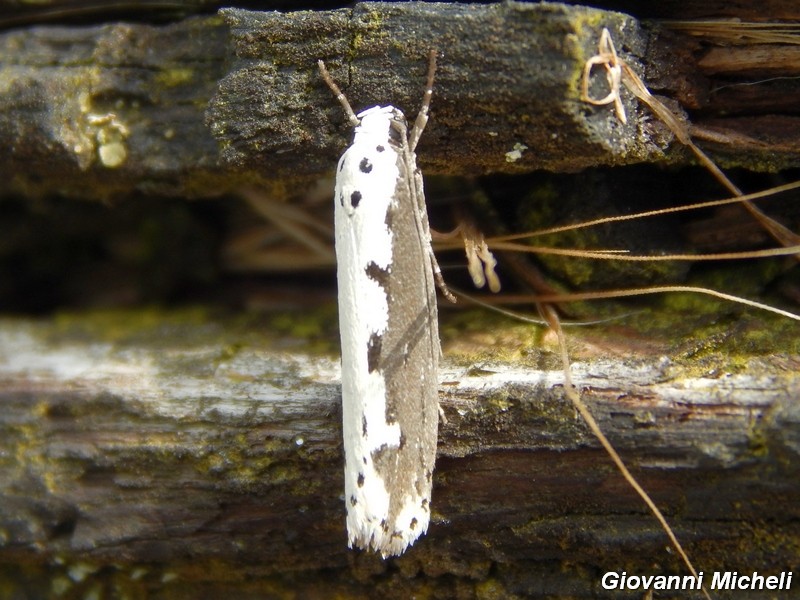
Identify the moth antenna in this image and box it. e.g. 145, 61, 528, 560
409, 49, 438, 152
318, 59, 360, 127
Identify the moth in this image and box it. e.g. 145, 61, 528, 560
318, 51, 448, 557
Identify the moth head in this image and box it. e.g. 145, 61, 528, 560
354, 106, 407, 145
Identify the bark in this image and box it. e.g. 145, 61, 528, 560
0, 311, 797, 598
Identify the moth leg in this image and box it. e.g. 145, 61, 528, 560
408, 49, 438, 153
412, 189, 455, 304
409, 167, 456, 304
431, 221, 501, 293
429, 246, 456, 304
404, 48, 452, 303
459, 220, 501, 293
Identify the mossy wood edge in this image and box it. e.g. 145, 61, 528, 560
0, 313, 797, 597
1, 2, 797, 202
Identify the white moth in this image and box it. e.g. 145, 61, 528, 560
318, 51, 447, 557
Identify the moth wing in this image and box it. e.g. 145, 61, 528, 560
334, 139, 440, 557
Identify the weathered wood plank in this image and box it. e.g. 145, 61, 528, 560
2, 2, 799, 201
0, 14, 231, 200
0, 311, 797, 597
209, 3, 657, 178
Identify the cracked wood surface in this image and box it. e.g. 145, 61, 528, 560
0, 312, 797, 597
1, 2, 798, 201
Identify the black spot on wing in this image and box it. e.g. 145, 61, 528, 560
350, 190, 362, 207
372, 443, 388, 462
357, 473, 365, 487
367, 332, 382, 373
362, 415, 367, 437
384, 203, 393, 229
364, 261, 390, 288
338, 160, 345, 172
359, 157, 373, 173
410, 517, 418, 530
338, 192, 345, 207
350, 495, 358, 506
376, 145, 385, 153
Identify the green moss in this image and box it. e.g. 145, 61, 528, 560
43, 305, 341, 359
475, 577, 516, 600
195, 429, 327, 496
514, 171, 690, 293
351, 6, 385, 59
50, 306, 209, 342
155, 67, 195, 89
481, 391, 514, 415
0, 559, 321, 600
268, 302, 339, 352
198, 442, 275, 490
444, 266, 797, 375
441, 306, 551, 367
746, 417, 771, 459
